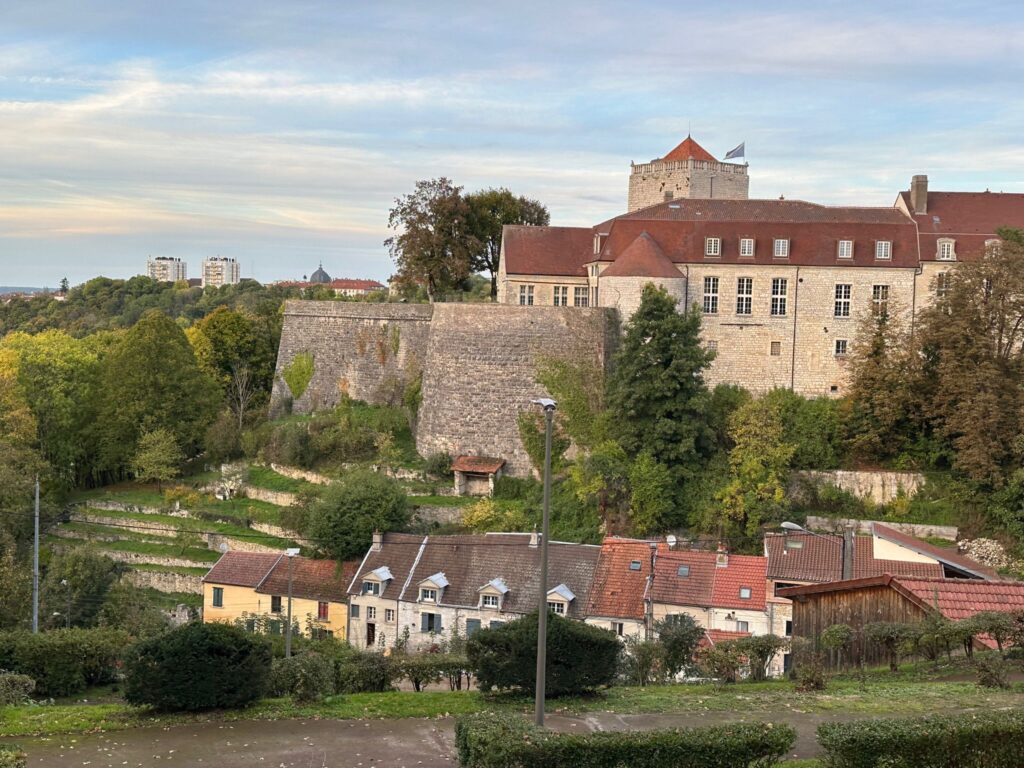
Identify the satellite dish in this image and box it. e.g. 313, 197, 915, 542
666, 535, 677, 548
217, 542, 229, 554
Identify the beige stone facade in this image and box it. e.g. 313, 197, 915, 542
629, 158, 749, 212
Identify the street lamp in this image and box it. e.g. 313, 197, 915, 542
284, 547, 301, 658
781, 522, 853, 580
531, 397, 556, 728
61, 579, 70, 629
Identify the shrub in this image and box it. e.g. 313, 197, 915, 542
735, 634, 788, 682
282, 352, 315, 400
656, 614, 705, 678
268, 652, 335, 702
619, 638, 665, 687
309, 470, 410, 561
818, 710, 1024, 768
864, 622, 917, 673
455, 712, 796, 768
394, 653, 471, 692
973, 654, 1011, 689
0, 628, 127, 697
696, 641, 744, 684
424, 451, 453, 479
336, 650, 395, 693
972, 610, 1015, 653
794, 654, 827, 692
467, 612, 619, 696
0, 672, 35, 706
123, 622, 271, 711
0, 745, 26, 768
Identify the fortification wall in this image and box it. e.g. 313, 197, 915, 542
270, 302, 432, 413
415, 304, 615, 477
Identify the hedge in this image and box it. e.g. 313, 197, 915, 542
455, 712, 796, 768
818, 710, 1024, 768
0, 745, 26, 768
0, 629, 127, 697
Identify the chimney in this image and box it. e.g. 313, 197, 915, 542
715, 543, 729, 568
910, 175, 928, 214
529, 530, 539, 548
841, 525, 855, 581
371, 531, 383, 553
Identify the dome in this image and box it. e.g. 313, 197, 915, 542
310, 263, 332, 284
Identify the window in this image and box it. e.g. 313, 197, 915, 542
937, 239, 956, 261
385, 609, 395, 622
489, 621, 506, 629
664, 190, 674, 201
574, 286, 589, 307
677, 565, 690, 577
872, 284, 889, 315
350, 604, 360, 619
553, 286, 568, 306
705, 237, 721, 257
244, 618, 256, 633
311, 627, 333, 640
834, 284, 851, 317
366, 606, 376, 620
739, 238, 755, 258
736, 620, 749, 633
785, 620, 793, 637
936, 272, 950, 297
706, 340, 718, 353
875, 240, 892, 260
835, 339, 848, 356
770, 278, 787, 316
612, 622, 624, 637
421, 612, 442, 633
268, 620, 282, 636
770, 341, 781, 356
629, 560, 642, 571
736, 277, 752, 315
773, 238, 790, 258
420, 588, 438, 603
739, 587, 752, 600
703, 276, 719, 314
362, 581, 379, 596
482, 594, 500, 609
466, 618, 482, 636
317, 601, 329, 621
838, 240, 854, 259
271, 595, 282, 614
212, 587, 223, 608
547, 601, 566, 615
518, 285, 534, 306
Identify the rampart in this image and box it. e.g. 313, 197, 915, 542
271, 302, 617, 477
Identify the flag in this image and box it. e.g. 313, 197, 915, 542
724, 142, 745, 160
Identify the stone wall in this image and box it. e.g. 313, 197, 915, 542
805, 516, 957, 541
269, 463, 332, 485
794, 470, 925, 505
628, 159, 749, 212
242, 486, 297, 507
122, 568, 202, 594
270, 301, 432, 414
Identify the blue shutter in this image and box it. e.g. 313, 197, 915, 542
466, 619, 481, 636
421, 612, 429, 632
437, 614, 443, 632
350, 604, 360, 619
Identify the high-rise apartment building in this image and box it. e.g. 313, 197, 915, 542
202, 256, 241, 288
146, 256, 188, 282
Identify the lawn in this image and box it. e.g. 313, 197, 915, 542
3, 678, 1022, 739
246, 464, 316, 494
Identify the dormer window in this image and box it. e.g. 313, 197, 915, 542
838, 240, 853, 259
546, 583, 575, 616
937, 239, 956, 261
773, 238, 790, 259
875, 241, 892, 260
705, 237, 721, 257
362, 581, 380, 596
420, 588, 438, 603
547, 601, 566, 615
739, 238, 755, 258
481, 594, 500, 609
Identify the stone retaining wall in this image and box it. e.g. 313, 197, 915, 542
122, 568, 202, 594
412, 505, 464, 526
250, 521, 314, 547
205, 533, 281, 554
95, 550, 213, 569
243, 486, 298, 507
71, 511, 178, 537
806, 516, 958, 541
270, 463, 332, 486
792, 469, 925, 505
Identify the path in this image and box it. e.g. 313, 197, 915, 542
17, 709, 874, 766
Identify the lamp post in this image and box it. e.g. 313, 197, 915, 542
61, 579, 70, 629
284, 547, 300, 658
531, 397, 556, 728
781, 521, 854, 580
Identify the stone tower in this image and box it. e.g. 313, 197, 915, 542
627, 135, 749, 212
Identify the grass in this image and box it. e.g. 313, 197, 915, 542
246, 465, 315, 494
75, 505, 297, 548
3, 678, 1022, 739
128, 563, 211, 576
47, 533, 220, 563
409, 495, 474, 507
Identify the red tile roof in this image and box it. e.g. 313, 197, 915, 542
661, 136, 717, 164
871, 523, 1000, 580
451, 455, 505, 474
600, 232, 682, 278
257, 556, 359, 603
652, 550, 767, 612
765, 532, 944, 583
329, 279, 386, 291
701, 628, 752, 648
898, 190, 1024, 263
203, 552, 282, 588
620, 198, 909, 225
501, 225, 592, 277
586, 537, 662, 620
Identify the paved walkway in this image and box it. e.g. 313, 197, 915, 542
17, 709, 870, 766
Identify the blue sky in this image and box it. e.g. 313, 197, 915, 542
2, 0, 1023, 287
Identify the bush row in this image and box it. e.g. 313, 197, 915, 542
0, 629, 127, 697
0, 672, 36, 706
455, 712, 796, 768
818, 710, 1024, 768
0, 746, 26, 768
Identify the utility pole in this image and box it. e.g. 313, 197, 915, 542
32, 476, 39, 634
532, 398, 556, 728
62, 579, 71, 629
285, 547, 300, 658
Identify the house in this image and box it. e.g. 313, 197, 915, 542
202, 551, 357, 639
346, 531, 600, 651
780, 575, 1024, 669
497, 133, 1024, 396
585, 537, 663, 639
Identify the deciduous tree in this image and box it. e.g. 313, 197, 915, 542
309, 470, 410, 561
132, 428, 184, 488
465, 188, 549, 298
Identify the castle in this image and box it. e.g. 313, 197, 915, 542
498, 135, 1024, 396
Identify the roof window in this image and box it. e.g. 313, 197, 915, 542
739, 587, 752, 599
629, 560, 642, 571
677, 565, 690, 577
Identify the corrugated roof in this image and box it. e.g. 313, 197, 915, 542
256, 556, 358, 603
202, 552, 282, 588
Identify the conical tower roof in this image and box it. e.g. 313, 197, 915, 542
662, 135, 716, 163
601, 232, 681, 278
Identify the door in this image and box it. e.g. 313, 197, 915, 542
366, 622, 376, 648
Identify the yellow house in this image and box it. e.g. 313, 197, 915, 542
202, 551, 356, 639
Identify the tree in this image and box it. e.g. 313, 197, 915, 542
386, 178, 477, 302
620, 637, 665, 686
59, 277, 70, 294
864, 622, 917, 673
656, 614, 705, 678
95, 310, 219, 477
0, 530, 31, 630
606, 285, 715, 499
569, 440, 632, 526
467, 611, 619, 695
712, 397, 795, 539
972, 610, 1015, 654
187, 306, 277, 406
0, 441, 57, 546
628, 451, 674, 536
97, 583, 170, 637
736, 634, 789, 682
132, 428, 183, 488
123, 622, 271, 710
464, 188, 549, 298
309, 470, 410, 561
40, 550, 120, 629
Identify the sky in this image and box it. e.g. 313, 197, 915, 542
2, 1, 1023, 288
